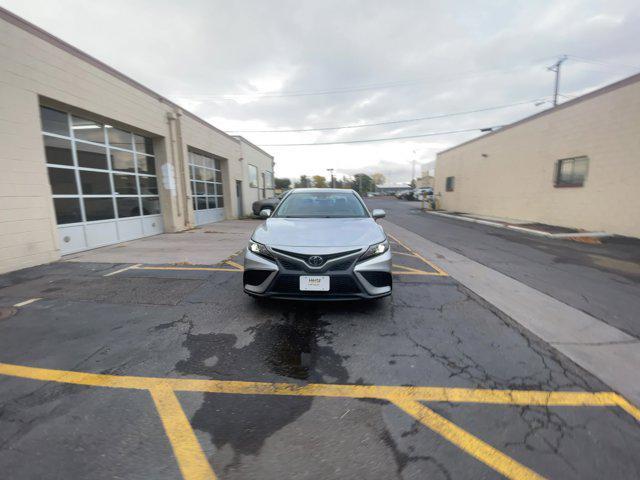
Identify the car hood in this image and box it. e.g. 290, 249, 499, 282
252, 218, 385, 248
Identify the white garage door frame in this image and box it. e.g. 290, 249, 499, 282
188, 150, 225, 225
41, 106, 164, 255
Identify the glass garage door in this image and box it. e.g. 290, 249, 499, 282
189, 151, 225, 225
40, 106, 163, 254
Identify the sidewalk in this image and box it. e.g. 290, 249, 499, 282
63, 219, 260, 265
427, 210, 609, 239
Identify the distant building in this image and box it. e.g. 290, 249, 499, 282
434, 72, 640, 238
416, 175, 434, 188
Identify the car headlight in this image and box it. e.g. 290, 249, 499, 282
359, 240, 390, 261
248, 240, 274, 259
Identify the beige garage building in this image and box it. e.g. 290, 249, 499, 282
0, 7, 275, 274
434, 72, 640, 238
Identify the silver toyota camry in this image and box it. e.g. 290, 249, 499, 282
243, 188, 392, 300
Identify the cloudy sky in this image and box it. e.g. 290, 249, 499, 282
2, 0, 639, 185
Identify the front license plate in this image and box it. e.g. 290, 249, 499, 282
299, 275, 330, 291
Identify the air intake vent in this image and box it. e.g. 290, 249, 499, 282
243, 270, 273, 286
360, 271, 392, 288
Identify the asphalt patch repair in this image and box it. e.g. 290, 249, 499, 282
1, 256, 640, 479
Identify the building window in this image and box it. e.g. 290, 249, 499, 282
445, 176, 455, 192
188, 151, 224, 211
40, 105, 159, 225
248, 164, 258, 188
264, 171, 273, 189
555, 156, 588, 187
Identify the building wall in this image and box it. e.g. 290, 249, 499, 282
0, 9, 273, 273
434, 77, 640, 237
238, 139, 275, 215
178, 112, 241, 223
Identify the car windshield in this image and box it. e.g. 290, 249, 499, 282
273, 192, 369, 218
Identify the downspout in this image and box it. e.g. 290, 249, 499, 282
165, 111, 181, 230
173, 107, 191, 228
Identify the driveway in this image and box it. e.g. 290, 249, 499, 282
0, 213, 639, 479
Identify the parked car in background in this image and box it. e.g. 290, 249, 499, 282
395, 190, 411, 199
252, 193, 286, 216
411, 188, 434, 201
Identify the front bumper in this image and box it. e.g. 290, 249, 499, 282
243, 247, 392, 300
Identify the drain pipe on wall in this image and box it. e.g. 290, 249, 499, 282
165, 109, 192, 230
164, 111, 180, 230
173, 108, 192, 228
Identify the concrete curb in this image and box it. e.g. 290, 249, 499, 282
382, 219, 640, 408
427, 211, 609, 238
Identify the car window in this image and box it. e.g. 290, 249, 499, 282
273, 192, 368, 218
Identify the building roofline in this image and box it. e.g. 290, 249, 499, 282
438, 70, 640, 156
233, 136, 275, 159
0, 5, 239, 145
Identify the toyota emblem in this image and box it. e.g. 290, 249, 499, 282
308, 256, 324, 267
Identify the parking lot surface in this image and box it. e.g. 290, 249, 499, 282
1, 213, 640, 479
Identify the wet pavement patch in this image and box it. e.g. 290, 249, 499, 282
175, 305, 351, 470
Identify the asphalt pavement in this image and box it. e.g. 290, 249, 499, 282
367, 198, 640, 339
0, 210, 639, 479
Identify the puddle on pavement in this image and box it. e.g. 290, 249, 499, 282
175, 304, 349, 466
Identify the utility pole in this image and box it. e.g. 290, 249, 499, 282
547, 55, 568, 107
411, 150, 417, 187
327, 168, 335, 188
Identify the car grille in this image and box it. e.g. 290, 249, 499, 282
327, 259, 353, 271
278, 258, 302, 271
360, 271, 392, 288
270, 274, 361, 295
272, 248, 361, 264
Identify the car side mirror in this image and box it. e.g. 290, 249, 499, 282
259, 209, 271, 218
372, 209, 386, 219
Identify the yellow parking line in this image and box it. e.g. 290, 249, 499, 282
614, 395, 640, 422
0, 361, 629, 407
392, 264, 443, 276
150, 385, 217, 480
388, 234, 448, 276
224, 260, 244, 271
392, 251, 420, 258
392, 398, 544, 480
1, 361, 637, 480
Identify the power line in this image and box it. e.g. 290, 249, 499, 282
567, 55, 640, 71
257, 126, 503, 147
228, 98, 547, 133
